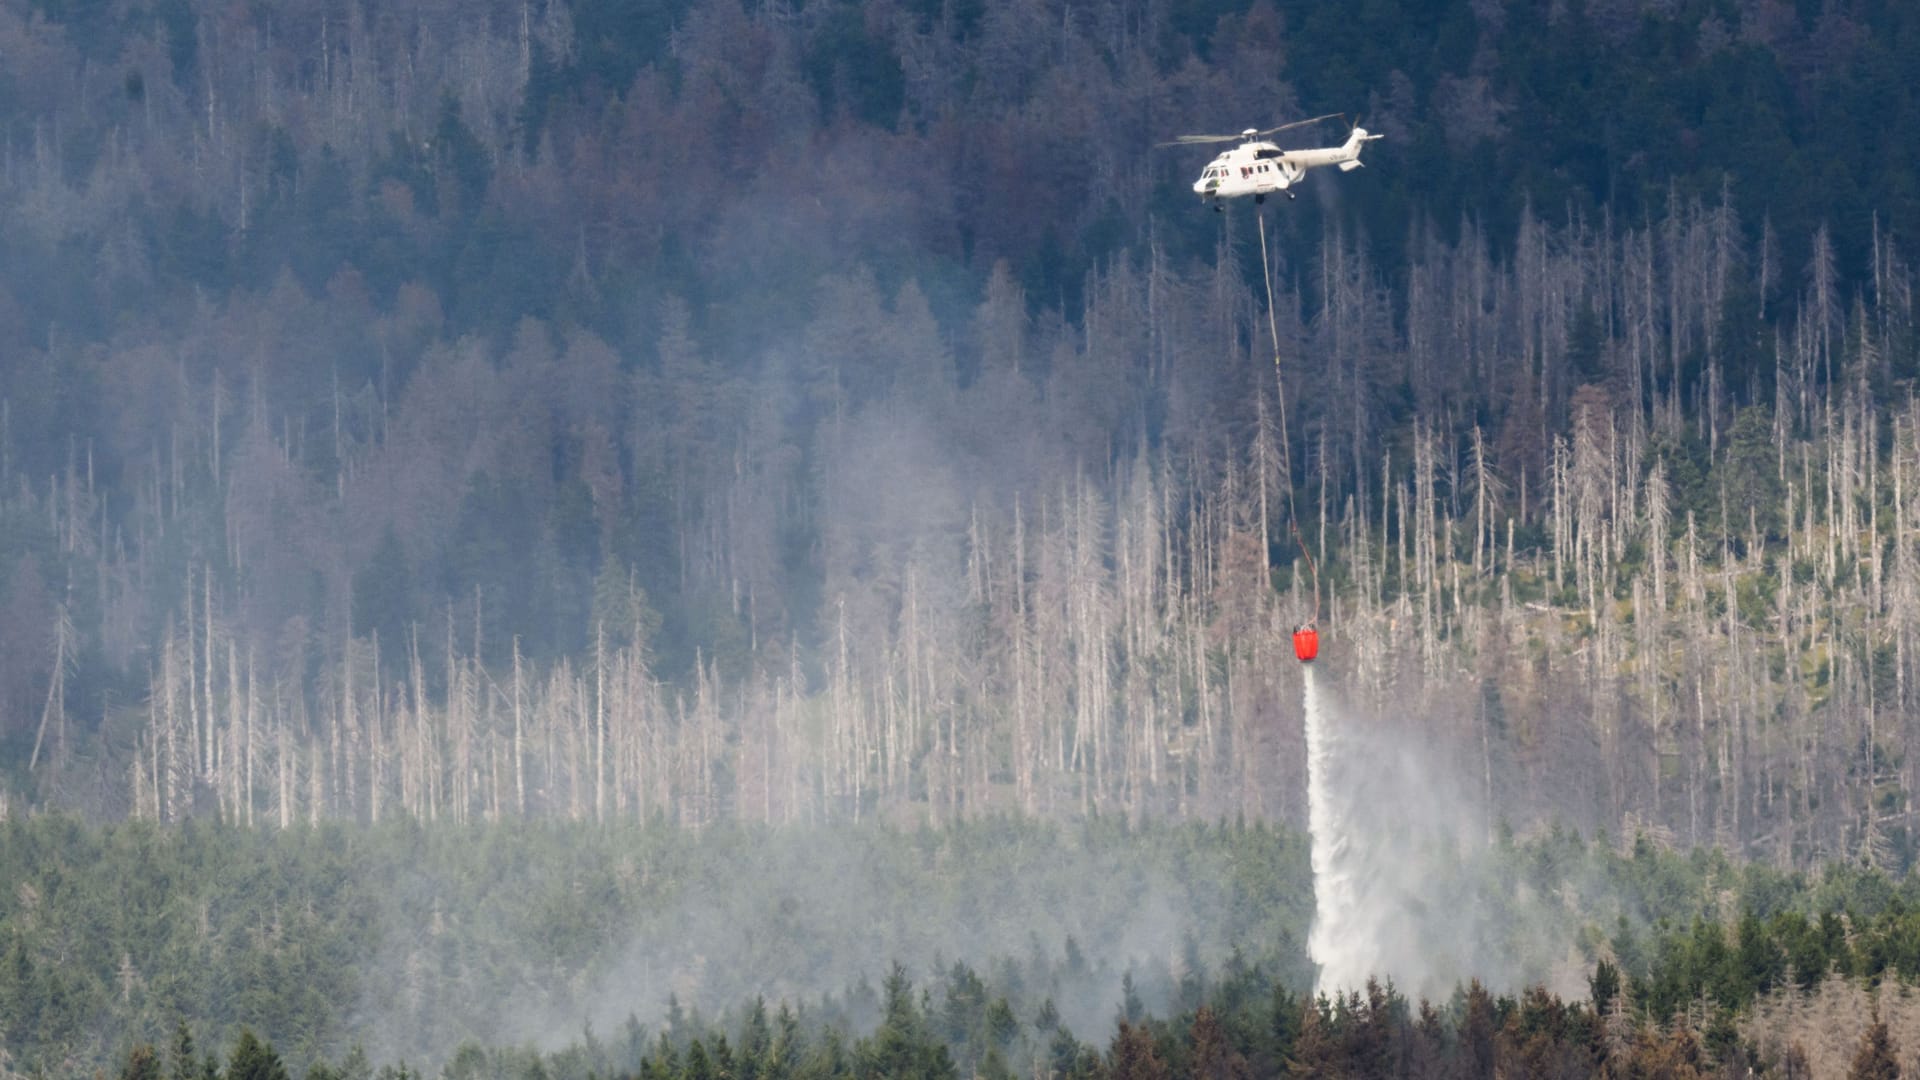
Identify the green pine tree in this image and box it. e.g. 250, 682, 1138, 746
1589, 958, 1622, 1015
169, 1023, 198, 1080
227, 1029, 291, 1080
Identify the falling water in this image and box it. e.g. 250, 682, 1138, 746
1302, 667, 1571, 1000
1303, 665, 1496, 998
1302, 663, 1380, 994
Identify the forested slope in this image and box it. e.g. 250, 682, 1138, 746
0, 0, 1917, 862
12, 815, 1920, 1076
0, 816, 1316, 1071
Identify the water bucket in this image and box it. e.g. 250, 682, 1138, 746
1293, 625, 1319, 663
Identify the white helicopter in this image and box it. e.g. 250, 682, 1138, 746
1166, 114, 1382, 208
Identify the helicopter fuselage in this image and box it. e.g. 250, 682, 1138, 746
1191, 127, 1375, 202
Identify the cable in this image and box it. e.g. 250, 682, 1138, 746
1257, 205, 1320, 627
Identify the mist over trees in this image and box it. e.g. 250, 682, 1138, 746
10, 810, 1920, 1077
22, 814, 1920, 1077
0, 0, 1917, 871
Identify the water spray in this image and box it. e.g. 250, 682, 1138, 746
1302, 665, 1376, 994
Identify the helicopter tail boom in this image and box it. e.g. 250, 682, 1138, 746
1285, 126, 1380, 170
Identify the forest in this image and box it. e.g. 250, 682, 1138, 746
12, 814, 1920, 1076
5, 0, 1920, 1072
0, 0, 1914, 853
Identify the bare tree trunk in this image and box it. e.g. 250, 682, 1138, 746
245, 647, 256, 827
595, 622, 606, 821
187, 567, 202, 795
308, 736, 324, 826
204, 569, 216, 801
28, 602, 70, 774
368, 639, 381, 825
163, 631, 180, 821
513, 638, 526, 817
277, 713, 292, 829
227, 640, 243, 821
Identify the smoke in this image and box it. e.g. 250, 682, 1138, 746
558, 826, 1220, 1042
343, 820, 1313, 1068
1303, 666, 1585, 1002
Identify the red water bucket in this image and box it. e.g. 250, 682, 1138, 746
1293, 625, 1319, 663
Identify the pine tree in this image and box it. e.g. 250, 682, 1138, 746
1849, 1016, 1900, 1080
226, 1028, 289, 1080
120, 1044, 162, 1080
739, 997, 771, 1080
1589, 958, 1622, 1014
1106, 1022, 1171, 1080
1285, 998, 1341, 1078
683, 1038, 714, 1080
169, 1023, 198, 1080
1190, 1005, 1252, 1080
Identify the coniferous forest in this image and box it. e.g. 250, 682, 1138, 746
5, 0, 1920, 1073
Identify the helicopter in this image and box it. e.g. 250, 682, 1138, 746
1165, 114, 1381, 209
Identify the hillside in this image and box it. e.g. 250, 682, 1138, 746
0, 0, 1916, 864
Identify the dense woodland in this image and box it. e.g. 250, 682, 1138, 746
10, 816, 1920, 1076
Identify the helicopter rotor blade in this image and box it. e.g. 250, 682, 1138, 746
1158, 113, 1351, 148
1156, 133, 1244, 147
1254, 112, 1345, 138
